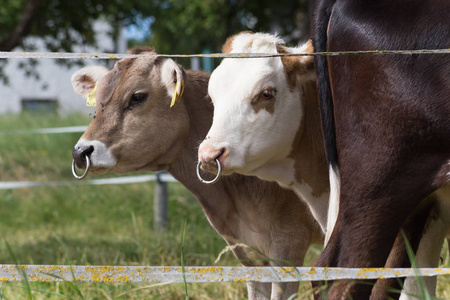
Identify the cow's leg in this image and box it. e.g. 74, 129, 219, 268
233, 241, 304, 300
246, 276, 300, 300
313, 212, 401, 299
312, 165, 440, 299
313, 170, 448, 300
399, 222, 445, 299
373, 195, 438, 299
247, 282, 272, 300
399, 187, 450, 299
271, 282, 300, 300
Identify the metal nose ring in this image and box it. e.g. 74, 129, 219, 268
72, 155, 90, 180
196, 158, 222, 184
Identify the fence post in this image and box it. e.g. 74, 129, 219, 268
154, 171, 168, 231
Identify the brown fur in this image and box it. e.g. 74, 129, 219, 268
289, 80, 329, 198
73, 53, 323, 299
277, 41, 315, 91
312, 0, 450, 298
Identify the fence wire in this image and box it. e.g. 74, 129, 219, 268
0, 49, 449, 60
1, 48, 449, 284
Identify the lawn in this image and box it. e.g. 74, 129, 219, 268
0, 113, 250, 299
0, 113, 449, 299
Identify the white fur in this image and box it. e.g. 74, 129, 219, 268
325, 166, 340, 245
198, 33, 328, 230
160, 59, 184, 99
71, 66, 109, 98
252, 158, 328, 232
200, 34, 303, 178
292, 181, 329, 233
74, 138, 116, 169
230, 32, 285, 54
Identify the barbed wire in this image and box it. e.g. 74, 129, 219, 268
0, 49, 448, 60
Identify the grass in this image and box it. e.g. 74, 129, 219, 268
0, 113, 449, 299
0, 113, 250, 299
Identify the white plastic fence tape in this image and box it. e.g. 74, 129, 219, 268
0, 174, 177, 190
0, 126, 88, 135
0, 265, 449, 283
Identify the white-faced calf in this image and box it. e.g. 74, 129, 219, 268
198, 32, 450, 299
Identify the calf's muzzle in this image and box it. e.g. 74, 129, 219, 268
72, 145, 94, 169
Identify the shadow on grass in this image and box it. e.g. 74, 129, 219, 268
1, 236, 143, 266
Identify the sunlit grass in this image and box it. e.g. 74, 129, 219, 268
0, 113, 247, 299
0, 113, 449, 299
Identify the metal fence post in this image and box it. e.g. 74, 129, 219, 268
154, 171, 168, 231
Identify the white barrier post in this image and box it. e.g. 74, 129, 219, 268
154, 171, 168, 231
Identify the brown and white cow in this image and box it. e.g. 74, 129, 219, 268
197, 32, 450, 299
70, 47, 323, 300
311, 0, 450, 298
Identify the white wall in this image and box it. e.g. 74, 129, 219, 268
0, 21, 127, 115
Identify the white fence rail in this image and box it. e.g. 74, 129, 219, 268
0, 173, 177, 190
1, 125, 177, 230
2, 265, 450, 283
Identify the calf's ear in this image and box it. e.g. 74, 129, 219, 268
71, 66, 109, 98
298, 40, 315, 76
160, 59, 185, 106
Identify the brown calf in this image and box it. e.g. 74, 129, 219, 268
71, 47, 323, 300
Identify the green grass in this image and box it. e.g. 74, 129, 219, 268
0, 113, 250, 299
0, 113, 449, 299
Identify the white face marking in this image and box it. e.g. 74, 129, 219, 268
74, 138, 116, 170
198, 51, 303, 178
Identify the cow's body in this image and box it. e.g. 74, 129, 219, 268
198, 32, 450, 299
71, 49, 323, 300
312, 0, 450, 298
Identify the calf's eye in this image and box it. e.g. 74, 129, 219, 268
130, 93, 148, 106
259, 88, 276, 101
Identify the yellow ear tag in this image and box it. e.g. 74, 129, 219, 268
86, 83, 97, 107
170, 79, 185, 108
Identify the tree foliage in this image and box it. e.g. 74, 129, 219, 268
0, 0, 154, 52
141, 0, 314, 54
0, 0, 153, 83
0, 0, 313, 82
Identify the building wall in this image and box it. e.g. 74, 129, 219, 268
0, 21, 127, 115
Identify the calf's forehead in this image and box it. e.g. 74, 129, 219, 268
209, 57, 282, 101
96, 57, 159, 103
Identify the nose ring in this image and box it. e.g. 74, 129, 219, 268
72, 155, 90, 180
196, 159, 222, 184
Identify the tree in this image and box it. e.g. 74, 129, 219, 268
0, 0, 314, 82
0, 0, 157, 52
140, 0, 315, 54
0, 0, 153, 83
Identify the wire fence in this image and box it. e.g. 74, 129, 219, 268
2, 127, 450, 284
0, 48, 449, 61
1, 47, 449, 285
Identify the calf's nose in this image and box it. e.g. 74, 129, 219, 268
72, 145, 94, 168
198, 144, 227, 169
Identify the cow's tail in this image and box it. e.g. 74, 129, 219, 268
311, 0, 340, 244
